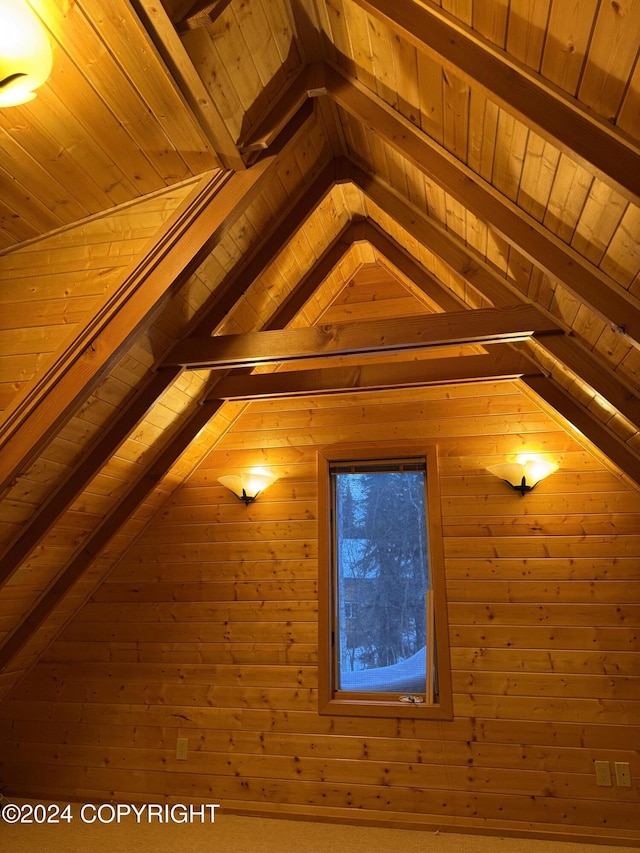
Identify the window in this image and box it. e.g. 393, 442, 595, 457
318, 444, 452, 718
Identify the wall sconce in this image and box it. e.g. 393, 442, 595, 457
0, 0, 53, 107
487, 455, 558, 496
217, 469, 279, 505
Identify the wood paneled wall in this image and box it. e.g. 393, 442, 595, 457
0, 113, 334, 699
1, 379, 639, 844
0, 181, 197, 417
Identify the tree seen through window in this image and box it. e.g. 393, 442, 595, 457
334, 465, 429, 694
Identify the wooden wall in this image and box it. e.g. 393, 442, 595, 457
0, 181, 196, 417
1, 377, 639, 844
0, 111, 334, 702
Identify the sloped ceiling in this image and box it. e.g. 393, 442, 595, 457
0, 0, 639, 699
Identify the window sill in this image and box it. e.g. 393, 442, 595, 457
319, 694, 453, 719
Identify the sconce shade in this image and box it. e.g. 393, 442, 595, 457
218, 470, 279, 504
0, 0, 53, 107
487, 457, 558, 496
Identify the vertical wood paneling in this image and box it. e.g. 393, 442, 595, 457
0, 0, 220, 252
184, 0, 303, 145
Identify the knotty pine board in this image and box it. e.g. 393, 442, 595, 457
2, 378, 639, 842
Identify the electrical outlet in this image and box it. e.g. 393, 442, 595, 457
594, 760, 612, 786
176, 737, 188, 761
615, 762, 632, 788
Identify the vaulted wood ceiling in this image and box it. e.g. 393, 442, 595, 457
0, 0, 639, 700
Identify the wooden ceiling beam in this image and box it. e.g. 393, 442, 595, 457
172, 159, 340, 342
174, 1, 233, 32
353, 0, 640, 205
0, 367, 181, 590
131, 0, 244, 170
342, 162, 640, 435
340, 157, 533, 309
266, 230, 356, 329
167, 306, 560, 369
524, 376, 640, 489
239, 75, 640, 371
540, 335, 640, 430
0, 398, 223, 673
242, 56, 640, 221
0, 183, 357, 680
239, 67, 312, 154
0, 162, 339, 598
0, 168, 220, 495
208, 349, 536, 400
0, 110, 315, 497
362, 219, 640, 438
324, 65, 640, 351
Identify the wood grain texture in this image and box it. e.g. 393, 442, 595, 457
2, 367, 639, 841
0, 113, 332, 700
1, 0, 640, 845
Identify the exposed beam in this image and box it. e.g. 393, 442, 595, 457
323, 65, 640, 351
175, 0, 232, 32
242, 68, 640, 353
242, 57, 640, 206
167, 306, 560, 369
0, 162, 339, 598
131, 0, 244, 170
268, 237, 354, 327
353, 0, 640, 204
172, 159, 340, 342
540, 335, 640, 430
0, 166, 351, 679
240, 63, 640, 348
524, 376, 640, 489
239, 67, 311, 153
241, 63, 319, 154
0, 399, 223, 672
0, 367, 180, 590
0, 109, 313, 496
208, 349, 536, 400
343, 164, 640, 435
340, 160, 519, 310
0, 168, 223, 494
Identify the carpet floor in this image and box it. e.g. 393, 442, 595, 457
0, 805, 637, 853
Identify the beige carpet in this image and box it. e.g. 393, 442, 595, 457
0, 805, 637, 853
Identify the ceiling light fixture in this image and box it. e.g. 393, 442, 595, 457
0, 0, 53, 107
487, 455, 558, 497
217, 469, 279, 505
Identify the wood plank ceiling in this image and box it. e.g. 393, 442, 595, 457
0, 0, 639, 700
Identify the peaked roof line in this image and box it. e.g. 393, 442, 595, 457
1, 68, 640, 691
2, 150, 640, 601
167, 1, 639, 199
1, 197, 639, 685
243, 62, 640, 349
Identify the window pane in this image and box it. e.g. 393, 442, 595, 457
333, 468, 429, 694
